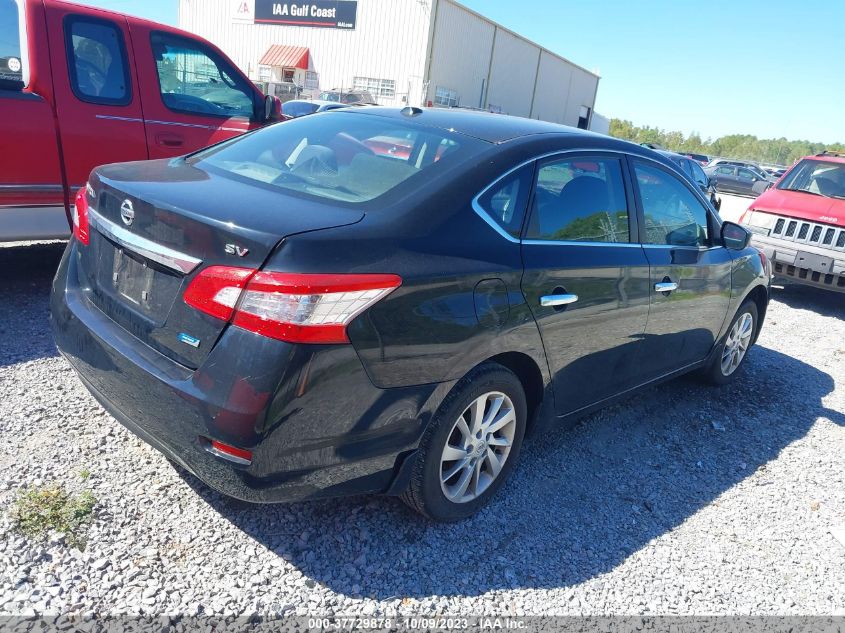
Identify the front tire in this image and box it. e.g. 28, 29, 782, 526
401, 363, 527, 522
703, 300, 758, 385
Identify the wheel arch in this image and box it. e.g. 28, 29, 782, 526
485, 351, 547, 433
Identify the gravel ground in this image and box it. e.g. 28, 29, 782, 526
1, 242, 843, 617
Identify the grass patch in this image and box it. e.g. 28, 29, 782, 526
10, 484, 96, 549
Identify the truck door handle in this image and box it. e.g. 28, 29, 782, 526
654, 282, 679, 292
156, 134, 184, 148
540, 294, 579, 307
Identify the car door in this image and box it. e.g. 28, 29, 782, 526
520, 152, 652, 416
713, 165, 738, 193
736, 167, 759, 195
45, 6, 148, 193
130, 25, 260, 158
630, 158, 732, 379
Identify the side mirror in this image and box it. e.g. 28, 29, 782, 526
262, 94, 284, 123
722, 221, 751, 251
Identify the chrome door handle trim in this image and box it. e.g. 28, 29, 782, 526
540, 294, 579, 307
654, 282, 679, 292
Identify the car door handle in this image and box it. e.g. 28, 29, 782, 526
156, 133, 184, 148
540, 294, 579, 307
654, 282, 678, 292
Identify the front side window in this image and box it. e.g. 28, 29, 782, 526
634, 162, 709, 247
0, 0, 24, 89
194, 112, 486, 204
151, 32, 254, 118
526, 156, 630, 243
778, 159, 845, 199
65, 17, 130, 105
690, 161, 709, 188
476, 164, 533, 239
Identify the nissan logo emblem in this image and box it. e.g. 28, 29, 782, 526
120, 199, 135, 226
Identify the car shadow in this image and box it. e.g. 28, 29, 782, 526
771, 282, 845, 319
183, 344, 843, 599
0, 242, 65, 367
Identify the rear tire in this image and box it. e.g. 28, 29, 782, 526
702, 300, 758, 385
401, 363, 527, 522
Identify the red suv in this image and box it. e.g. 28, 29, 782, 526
740, 151, 845, 293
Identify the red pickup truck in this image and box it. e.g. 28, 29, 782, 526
1, 0, 281, 242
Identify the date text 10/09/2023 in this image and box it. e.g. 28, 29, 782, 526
307, 618, 528, 630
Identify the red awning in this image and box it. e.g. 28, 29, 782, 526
259, 45, 309, 69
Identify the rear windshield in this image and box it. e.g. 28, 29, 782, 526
778, 159, 845, 199
194, 112, 487, 204
0, 0, 24, 88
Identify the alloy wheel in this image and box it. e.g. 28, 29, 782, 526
721, 312, 754, 376
439, 391, 517, 504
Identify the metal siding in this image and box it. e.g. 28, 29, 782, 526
485, 29, 538, 117
178, 0, 430, 106
564, 68, 599, 127
531, 52, 575, 125
427, 0, 495, 108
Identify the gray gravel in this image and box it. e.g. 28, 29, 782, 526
1, 242, 844, 617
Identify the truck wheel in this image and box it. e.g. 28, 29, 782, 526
703, 300, 759, 385
401, 363, 527, 522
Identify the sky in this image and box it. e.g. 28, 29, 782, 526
71, 0, 845, 144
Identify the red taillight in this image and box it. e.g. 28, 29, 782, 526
756, 247, 768, 270
208, 439, 253, 465
72, 186, 90, 245
184, 268, 402, 344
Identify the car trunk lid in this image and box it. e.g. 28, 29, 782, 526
79, 158, 364, 368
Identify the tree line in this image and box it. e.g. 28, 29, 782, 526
609, 119, 845, 166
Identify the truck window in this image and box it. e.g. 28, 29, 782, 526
65, 17, 131, 105
0, 0, 24, 89
150, 32, 254, 119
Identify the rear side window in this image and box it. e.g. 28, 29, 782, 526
0, 0, 24, 89
715, 166, 734, 176
151, 32, 254, 119
476, 164, 533, 239
65, 17, 130, 105
525, 156, 630, 243
634, 162, 710, 247
195, 112, 486, 204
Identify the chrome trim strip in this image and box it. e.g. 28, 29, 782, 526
95, 114, 247, 133
88, 207, 202, 274
0, 184, 64, 192
540, 294, 579, 307
521, 239, 641, 247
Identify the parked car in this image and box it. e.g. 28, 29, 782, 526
0, 0, 282, 242
684, 153, 709, 166
760, 165, 788, 179
707, 159, 773, 181
656, 150, 721, 210
319, 89, 377, 105
281, 99, 349, 118
705, 163, 773, 197
51, 107, 770, 521
740, 151, 845, 293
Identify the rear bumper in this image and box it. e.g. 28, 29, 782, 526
50, 242, 438, 503
751, 233, 845, 293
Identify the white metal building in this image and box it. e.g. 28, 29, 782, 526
178, 0, 600, 127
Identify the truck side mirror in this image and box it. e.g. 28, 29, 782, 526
262, 94, 284, 123
722, 221, 751, 251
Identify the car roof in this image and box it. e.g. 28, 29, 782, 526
338, 106, 600, 144
285, 99, 342, 107
808, 152, 845, 164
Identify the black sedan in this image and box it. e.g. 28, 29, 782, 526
656, 150, 722, 211
51, 108, 770, 521
706, 163, 774, 197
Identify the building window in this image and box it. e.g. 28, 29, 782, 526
353, 76, 395, 98
258, 65, 270, 81
305, 70, 319, 90
434, 86, 459, 107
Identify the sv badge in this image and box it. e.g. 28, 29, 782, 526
225, 244, 249, 257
